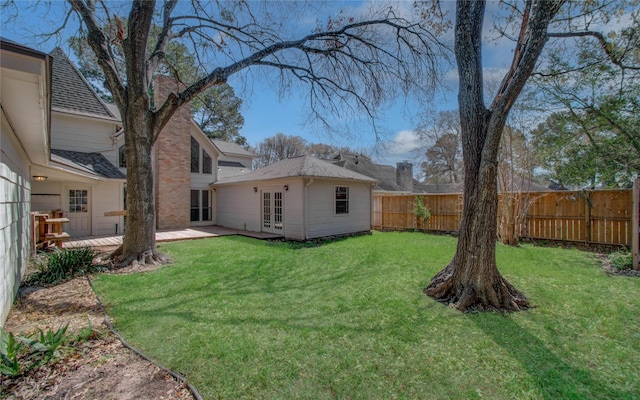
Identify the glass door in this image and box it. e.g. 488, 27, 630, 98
262, 190, 284, 234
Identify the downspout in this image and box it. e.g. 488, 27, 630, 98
304, 178, 314, 240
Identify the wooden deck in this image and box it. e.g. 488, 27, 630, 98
66, 225, 283, 249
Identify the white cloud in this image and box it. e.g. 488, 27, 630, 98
386, 129, 420, 155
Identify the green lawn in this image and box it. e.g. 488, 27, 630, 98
92, 232, 640, 399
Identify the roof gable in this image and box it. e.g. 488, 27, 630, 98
50, 48, 116, 120
214, 155, 377, 185
190, 120, 220, 159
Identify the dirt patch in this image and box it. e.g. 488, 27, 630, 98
4, 278, 104, 336
599, 257, 640, 277
1, 276, 195, 400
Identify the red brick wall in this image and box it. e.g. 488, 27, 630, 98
154, 75, 191, 229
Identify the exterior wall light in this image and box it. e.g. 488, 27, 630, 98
253, 187, 258, 193
284, 185, 289, 191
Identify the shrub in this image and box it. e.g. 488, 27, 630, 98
25, 247, 102, 286
0, 324, 69, 377
608, 251, 633, 270
414, 197, 431, 220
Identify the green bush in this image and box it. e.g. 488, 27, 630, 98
414, 197, 431, 220
26, 247, 102, 286
609, 251, 633, 270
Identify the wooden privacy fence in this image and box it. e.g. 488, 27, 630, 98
373, 189, 633, 246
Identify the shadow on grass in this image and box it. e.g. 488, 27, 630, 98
472, 314, 633, 400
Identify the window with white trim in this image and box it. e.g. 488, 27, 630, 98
118, 145, 126, 168
191, 137, 200, 173
69, 190, 88, 213
191, 189, 212, 222
202, 150, 212, 174
335, 186, 349, 214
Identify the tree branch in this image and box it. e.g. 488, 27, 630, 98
147, 0, 179, 80
548, 30, 640, 70
152, 15, 443, 139
68, 0, 126, 106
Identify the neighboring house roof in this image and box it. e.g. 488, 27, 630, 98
51, 149, 126, 179
212, 139, 254, 157
213, 155, 377, 185
49, 47, 118, 120
548, 180, 568, 191
416, 180, 554, 194
418, 183, 465, 194
329, 154, 423, 192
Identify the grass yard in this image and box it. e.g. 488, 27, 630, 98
92, 232, 640, 399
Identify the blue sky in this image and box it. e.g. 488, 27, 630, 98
0, 1, 541, 169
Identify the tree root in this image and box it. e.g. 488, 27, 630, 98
112, 249, 170, 270
424, 264, 529, 312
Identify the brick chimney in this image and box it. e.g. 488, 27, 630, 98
153, 75, 191, 229
396, 162, 413, 192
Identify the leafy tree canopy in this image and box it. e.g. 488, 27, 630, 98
527, 4, 640, 188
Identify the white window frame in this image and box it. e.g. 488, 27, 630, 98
335, 186, 349, 215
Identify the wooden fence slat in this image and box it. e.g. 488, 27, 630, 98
373, 189, 632, 246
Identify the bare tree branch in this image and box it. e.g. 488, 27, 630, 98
548, 30, 640, 70
68, 0, 126, 106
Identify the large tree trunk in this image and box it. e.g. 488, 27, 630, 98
423, 0, 561, 312
424, 152, 529, 311
111, 106, 166, 268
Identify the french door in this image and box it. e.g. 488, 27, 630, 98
262, 190, 283, 234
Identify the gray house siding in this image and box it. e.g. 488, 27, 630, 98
306, 180, 372, 239
1, 114, 31, 325
215, 184, 261, 232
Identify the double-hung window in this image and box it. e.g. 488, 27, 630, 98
335, 186, 349, 214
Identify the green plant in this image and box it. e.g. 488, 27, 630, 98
75, 320, 102, 342
21, 324, 69, 362
414, 197, 431, 220
26, 247, 100, 286
0, 329, 24, 377
609, 250, 633, 270
0, 324, 69, 377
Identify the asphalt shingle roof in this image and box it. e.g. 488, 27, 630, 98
213, 155, 377, 185
211, 139, 254, 157
50, 48, 116, 119
51, 149, 126, 179
330, 154, 424, 192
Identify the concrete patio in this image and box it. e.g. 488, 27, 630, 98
66, 225, 283, 248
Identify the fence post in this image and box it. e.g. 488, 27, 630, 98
633, 179, 639, 270
584, 192, 591, 245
